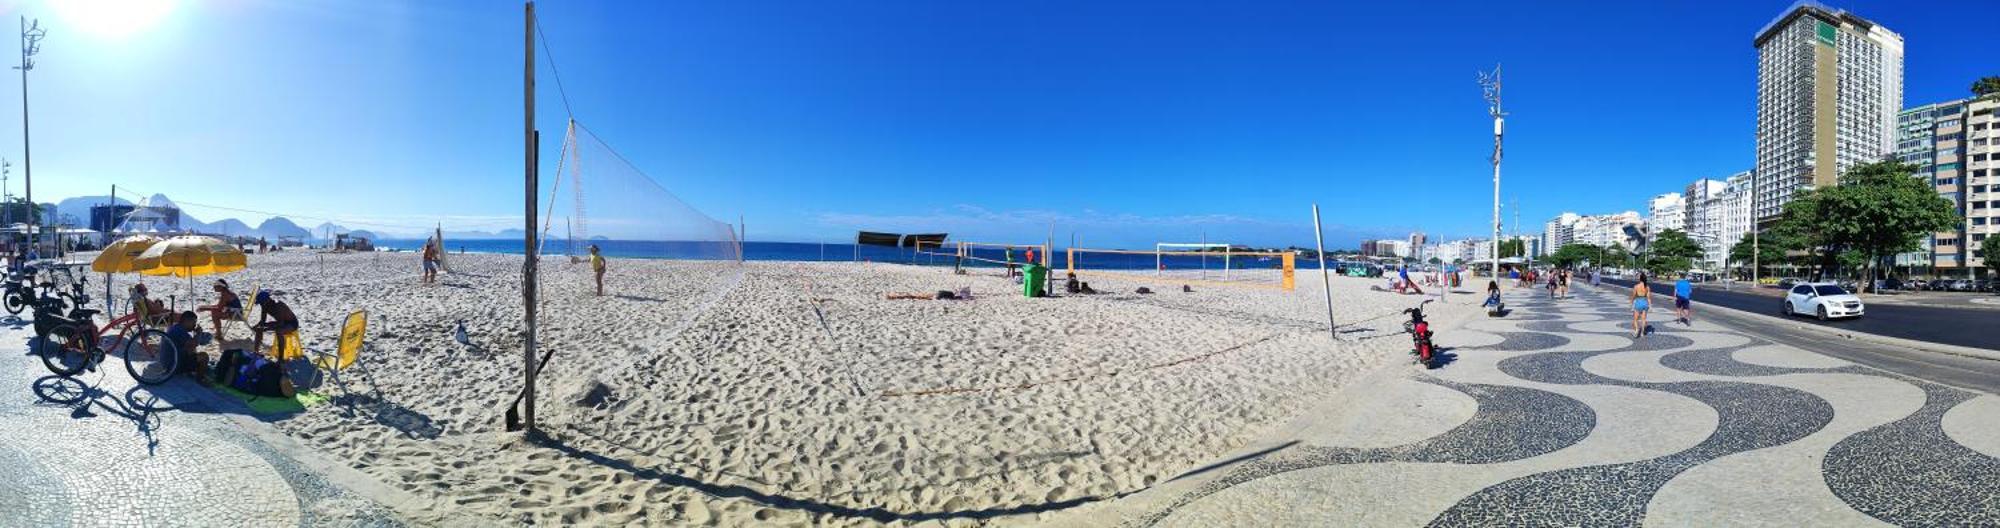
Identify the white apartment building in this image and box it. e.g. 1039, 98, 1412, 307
1715, 171, 1756, 270
1572, 211, 1645, 251
1682, 178, 1731, 269
1894, 94, 2000, 275
1753, 2, 1903, 223
1544, 212, 1580, 252
1647, 192, 1688, 233
1967, 96, 1999, 272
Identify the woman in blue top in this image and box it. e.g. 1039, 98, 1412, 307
1631, 273, 1651, 339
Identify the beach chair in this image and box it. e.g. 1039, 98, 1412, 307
307, 310, 372, 393
218, 285, 259, 339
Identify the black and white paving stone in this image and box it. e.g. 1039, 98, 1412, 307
1138, 285, 2000, 527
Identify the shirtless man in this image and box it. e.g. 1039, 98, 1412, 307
251, 291, 300, 358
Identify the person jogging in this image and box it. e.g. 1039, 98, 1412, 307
1674, 273, 1694, 326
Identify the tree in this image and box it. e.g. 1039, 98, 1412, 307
1646, 229, 1705, 275
1498, 239, 1526, 259
1603, 244, 1630, 268
1541, 243, 1602, 268
1815, 161, 1958, 286
1982, 236, 1999, 277
1728, 230, 1795, 277
1428, 257, 1442, 265
1974, 76, 2000, 96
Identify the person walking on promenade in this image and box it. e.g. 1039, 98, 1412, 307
1674, 273, 1694, 326
1631, 272, 1651, 339
589, 244, 607, 297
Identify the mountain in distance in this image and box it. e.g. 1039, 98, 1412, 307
440, 228, 527, 240
204, 218, 256, 237
54, 196, 134, 225
257, 217, 312, 241
312, 222, 350, 238
348, 230, 379, 240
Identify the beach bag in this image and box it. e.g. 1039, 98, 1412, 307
214, 349, 248, 386
230, 355, 265, 393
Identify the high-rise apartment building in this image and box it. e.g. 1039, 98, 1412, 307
1969, 96, 1999, 272
1753, 2, 1903, 223
1894, 94, 2000, 275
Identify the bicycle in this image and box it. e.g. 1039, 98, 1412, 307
37, 297, 181, 386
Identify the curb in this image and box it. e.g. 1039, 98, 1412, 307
183, 386, 430, 522
1596, 281, 2000, 363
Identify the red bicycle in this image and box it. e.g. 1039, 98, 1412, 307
37, 301, 181, 385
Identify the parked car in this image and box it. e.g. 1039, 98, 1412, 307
1908, 279, 1928, 291
1777, 277, 1803, 289
1782, 282, 1864, 321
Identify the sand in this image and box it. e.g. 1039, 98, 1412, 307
93, 250, 1478, 526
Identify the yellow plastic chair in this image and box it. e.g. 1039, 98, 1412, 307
309, 310, 370, 392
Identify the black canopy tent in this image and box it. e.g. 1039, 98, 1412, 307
852, 231, 950, 263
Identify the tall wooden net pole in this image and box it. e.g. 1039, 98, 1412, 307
521, 0, 540, 433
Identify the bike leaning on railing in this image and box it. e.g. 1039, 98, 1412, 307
35, 290, 180, 385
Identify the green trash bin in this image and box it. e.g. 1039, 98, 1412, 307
1023, 263, 1049, 297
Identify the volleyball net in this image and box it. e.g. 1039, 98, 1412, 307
949, 241, 1050, 274
1066, 244, 1295, 291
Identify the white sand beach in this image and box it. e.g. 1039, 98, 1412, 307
99, 250, 1479, 526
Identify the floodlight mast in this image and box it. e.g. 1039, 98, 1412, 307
1479, 65, 1505, 281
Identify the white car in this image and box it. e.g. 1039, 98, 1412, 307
1782, 282, 1864, 320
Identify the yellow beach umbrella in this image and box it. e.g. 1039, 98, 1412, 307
135, 235, 247, 278
92, 234, 163, 274
91, 234, 166, 312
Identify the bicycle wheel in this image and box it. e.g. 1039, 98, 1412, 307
124, 328, 181, 385
38, 324, 91, 377
3, 290, 24, 315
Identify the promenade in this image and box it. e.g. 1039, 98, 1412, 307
1070, 282, 2000, 526
0, 318, 404, 527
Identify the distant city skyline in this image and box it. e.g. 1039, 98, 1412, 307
8, 0, 1995, 248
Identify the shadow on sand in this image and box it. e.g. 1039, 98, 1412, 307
529, 430, 1133, 523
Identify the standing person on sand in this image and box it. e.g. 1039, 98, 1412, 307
421, 240, 441, 284
589, 244, 606, 297
1631, 272, 1651, 339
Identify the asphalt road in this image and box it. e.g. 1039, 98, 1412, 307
1598, 278, 2000, 394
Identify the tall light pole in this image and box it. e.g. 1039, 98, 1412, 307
1479, 65, 1505, 282
17, 17, 43, 255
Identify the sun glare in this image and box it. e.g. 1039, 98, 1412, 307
49, 0, 177, 40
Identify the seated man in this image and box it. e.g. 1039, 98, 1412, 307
250, 291, 300, 359
130, 284, 171, 326
198, 279, 243, 339
166, 311, 212, 386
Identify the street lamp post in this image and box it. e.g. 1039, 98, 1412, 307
1479, 65, 1505, 286
16, 17, 42, 256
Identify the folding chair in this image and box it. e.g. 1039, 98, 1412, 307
219, 285, 258, 340
308, 310, 373, 393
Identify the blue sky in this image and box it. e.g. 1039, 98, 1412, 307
9, 0, 1994, 248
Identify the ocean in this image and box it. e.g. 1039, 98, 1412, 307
370, 239, 1297, 272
